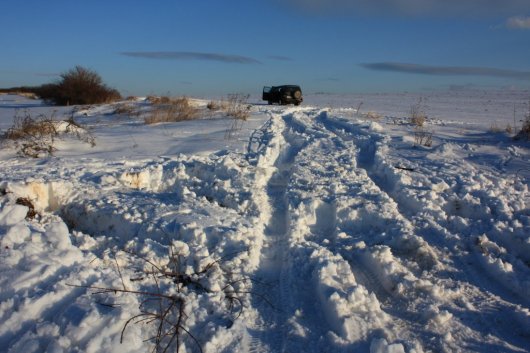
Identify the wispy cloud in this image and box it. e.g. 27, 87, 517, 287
281, 0, 530, 16
360, 62, 530, 80
268, 55, 293, 61
506, 16, 530, 29
121, 51, 261, 64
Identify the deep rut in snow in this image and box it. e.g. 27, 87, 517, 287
315, 111, 530, 352
244, 114, 303, 353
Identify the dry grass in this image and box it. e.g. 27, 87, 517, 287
2, 109, 96, 157
413, 126, 433, 147
515, 100, 530, 140
223, 94, 251, 139
145, 97, 200, 124
225, 94, 251, 121
362, 111, 382, 121
410, 98, 427, 127
516, 116, 530, 140
4, 110, 58, 157
5, 111, 57, 140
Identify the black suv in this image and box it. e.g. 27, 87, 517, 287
262, 85, 303, 106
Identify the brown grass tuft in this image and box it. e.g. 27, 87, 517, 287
2, 109, 96, 157
410, 98, 427, 127
144, 97, 200, 124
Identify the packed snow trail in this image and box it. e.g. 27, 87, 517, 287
241, 109, 530, 353
242, 110, 422, 352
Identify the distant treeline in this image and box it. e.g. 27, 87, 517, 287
0, 86, 41, 94
0, 66, 121, 105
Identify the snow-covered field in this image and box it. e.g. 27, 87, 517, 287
0, 91, 529, 353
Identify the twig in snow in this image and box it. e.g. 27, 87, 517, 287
394, 165, 415, 172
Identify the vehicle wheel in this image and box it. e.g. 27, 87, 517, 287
268, 100, 272, 105
293, 90, 302, 100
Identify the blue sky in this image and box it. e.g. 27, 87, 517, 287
1, 0, 530, 96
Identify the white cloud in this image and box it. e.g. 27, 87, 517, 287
506, 16, 530, 29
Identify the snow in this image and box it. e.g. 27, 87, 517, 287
0, 91, 529, 352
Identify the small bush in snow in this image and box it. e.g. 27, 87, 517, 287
3, 110, 58, 157
225, 94, 251, 121
37, 66, 121, 106
2, 109, 96, 157
144, 97, 200, 124
410, 98, 427, 127
224, 94, 251, 139
515, 102, 530, 140
413, 126, 433, 147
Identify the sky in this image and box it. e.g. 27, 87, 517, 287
1, 0, 530, 96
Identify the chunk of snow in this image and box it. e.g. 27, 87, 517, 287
0, 204, 28, 226
370, 338, 406, 353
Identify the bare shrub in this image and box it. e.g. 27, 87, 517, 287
516, 116, 530, 140
2, 109, 96, 157
67, 247, 261, 353
64, 114, 96, 147
413, 126, 433, 147
225, 94, 250, 121
410, 98, 427, 127
37, 66, 121, 105
223, 94, 251, 139
4, 110, 58, 157
515, 100, 530, 140
145, 97, 200, 124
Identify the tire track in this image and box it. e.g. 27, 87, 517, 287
243, 112, 306, 353
316, 111, 530, 352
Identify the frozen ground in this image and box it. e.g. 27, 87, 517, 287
0, 91, 529, 353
